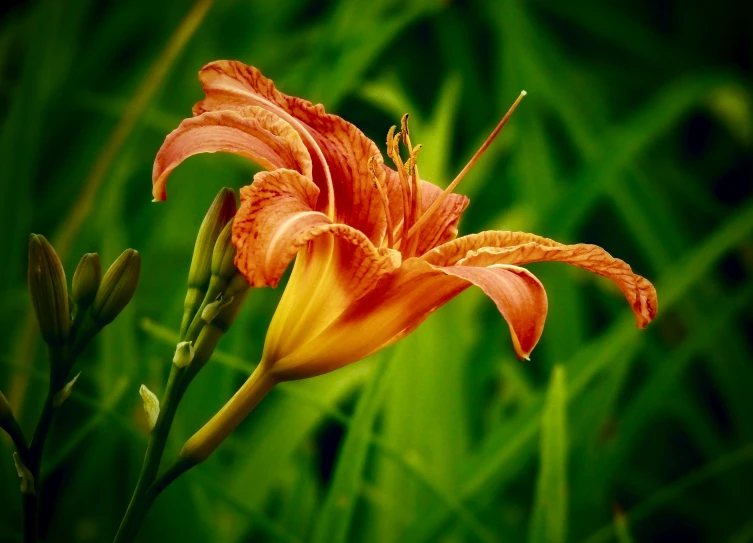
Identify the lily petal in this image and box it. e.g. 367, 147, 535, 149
271, 258, 547, 379
441, 264, 547, 359
414, 180, 470, 253
233, 169, 327, 287
424, 231, 657, 328
379, 162, 469, 252
192, 60, 389, 242
152, 106, 312, 201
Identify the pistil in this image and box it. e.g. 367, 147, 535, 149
407, 90, 527, 240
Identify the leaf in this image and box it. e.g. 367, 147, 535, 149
528, 365, 568, 543
310, 355, 391, 543
401, 199, 753, 543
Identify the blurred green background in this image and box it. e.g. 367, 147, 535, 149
1, 0, 752, 541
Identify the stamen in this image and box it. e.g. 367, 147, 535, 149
387, 130, 413, 244
405, 143, 424, 257
407, 90, 527, 240
368, 156, 394, 248
386, 125, 397, 155
401, 113, 410, 147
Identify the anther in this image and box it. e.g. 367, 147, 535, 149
401, 114, 410, 146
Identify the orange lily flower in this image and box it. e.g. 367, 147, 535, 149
153, 61, 657, 461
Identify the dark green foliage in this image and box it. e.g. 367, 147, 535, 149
1, 0, 751, 541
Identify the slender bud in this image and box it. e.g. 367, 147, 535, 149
173, 341, 195, 368
28, 234, 70, 347
209, 221, 251, 298
72, 253, 101, 310
53, 371, 81, 408
211, 221, 236, 283
13, 453, 35, 495
90, 249, 141, 326
139, 385, 160, 431
203, 216, 248, 296
181, 188, 237, 336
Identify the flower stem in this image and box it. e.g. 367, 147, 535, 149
23, 349, 67, 543
112, 365, 190, 543
22, 493, 36, 543
2, 413, 34, 543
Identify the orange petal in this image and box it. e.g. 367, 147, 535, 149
415, 180, 470, 253
232, 169, 328, 288
271, 258, 547, 379
422, 231, 560, 266
441, 265, 547, 359
261, 229, 400, 365
192, 60, 389, 243
152, 106, 312, 201
380, 163, 469, 253
424, 231, 657, 328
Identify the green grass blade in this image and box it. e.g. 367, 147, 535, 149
401, 198, 753, 543
529, 366, 568, 543
310, 356, 391, 543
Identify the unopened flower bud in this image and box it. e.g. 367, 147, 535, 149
211, 221, 236, 282
207, 221, 249, 297
91, 249, 141, 326
182, 189, 237, 336
173, 341, 195, 368
53, 371, 81, 408
28, 234, 70, 346
72, 253, 101, 310
139, 384, 160, 431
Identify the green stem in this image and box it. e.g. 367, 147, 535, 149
24, 358, 65, 543
28, 390, 56, 474
22, 493, 36, 543
112, 366, 187, 543
2, 412, 34, 543
147, 457, 196, 501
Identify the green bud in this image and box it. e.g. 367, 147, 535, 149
211, 221, 236, 282
173, 341, 195, 368
139, 384, 160, 431
181, 188, 237, 337
28, 234, 70, 346
72, 253, 101, 309
90, 249, 141, 326
207, 219, 249, 298
201, 294, 230, 324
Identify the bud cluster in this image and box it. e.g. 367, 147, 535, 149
176, 188, 249, 374
26, 234, 141, 401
